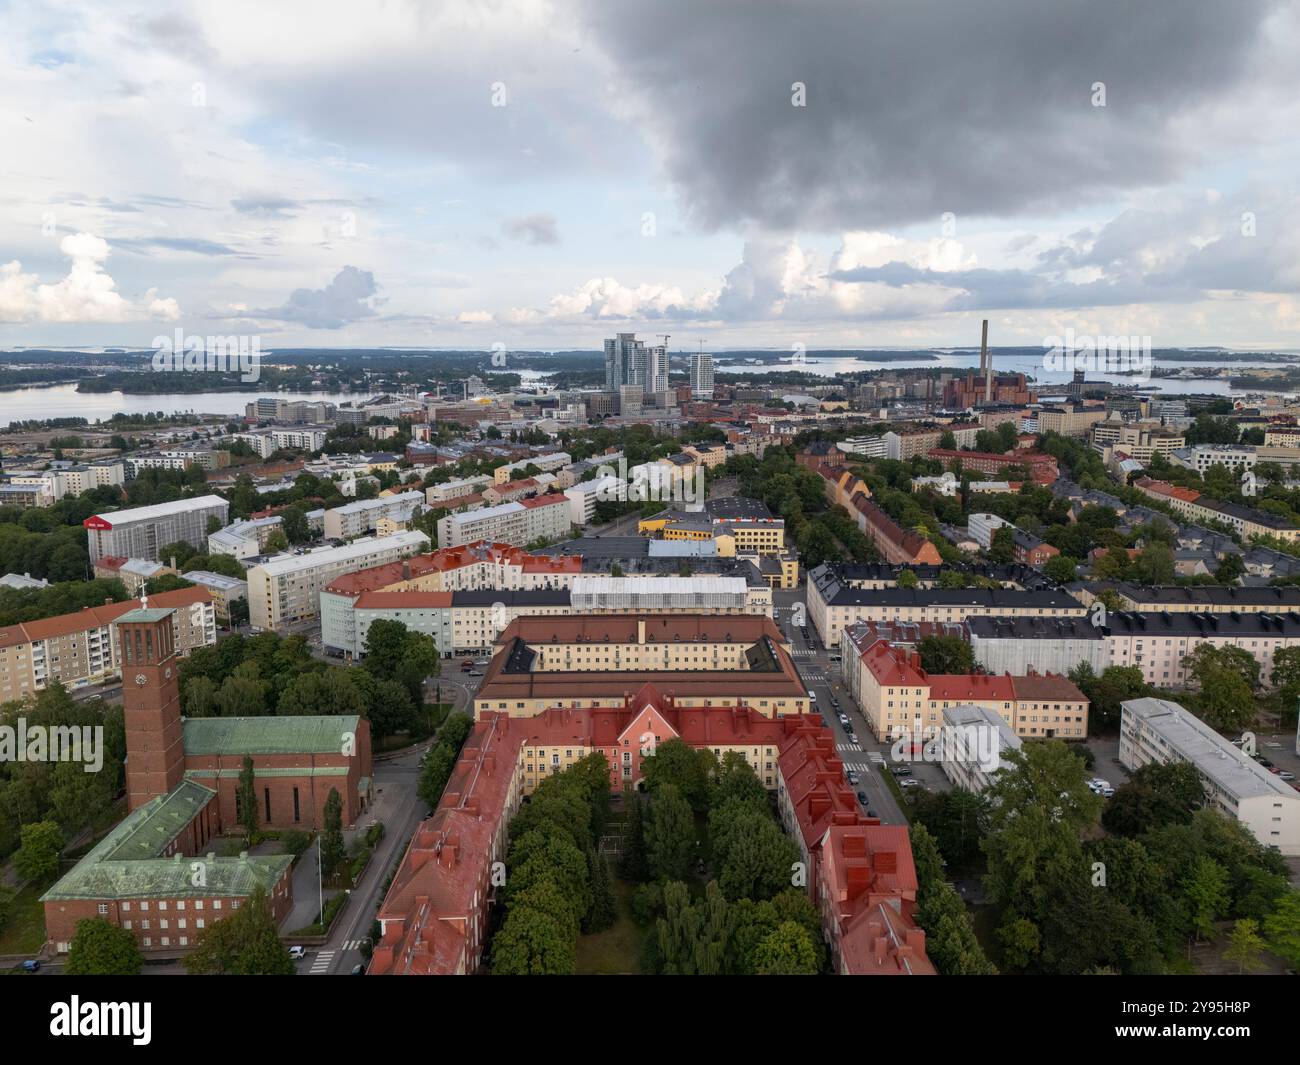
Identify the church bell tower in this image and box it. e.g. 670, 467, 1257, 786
118, 593, 185, 810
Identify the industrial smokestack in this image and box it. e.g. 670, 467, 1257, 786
981, 319, 992, 404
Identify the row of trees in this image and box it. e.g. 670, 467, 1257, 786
979, 740, 1298, 973
622, 741, 827, 975
490, 755, 616, 974
178, 623, 439, 741
0, 685, 124, 861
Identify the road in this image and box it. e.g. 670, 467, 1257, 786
295, 741, 429, 976
772, 590, 916, 825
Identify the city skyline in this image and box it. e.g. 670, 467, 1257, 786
1, 0, 1298, 352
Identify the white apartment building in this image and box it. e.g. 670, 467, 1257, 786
1120, 697, 1300, 855
937, 704, 1023, 793
208, 516, 283, 559
563, 475, 622, 525
836, 436, 889, 459
967, 512, 1012, 550
323, 490, 425, 539
426, 475, 493, 503
85, 496, 230, 563
492, 452, 572, 485
246, 530, 430, 630
568, 575, 751, 613
436, 496, 571, 549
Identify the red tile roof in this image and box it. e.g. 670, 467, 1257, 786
0, 586, 214, 650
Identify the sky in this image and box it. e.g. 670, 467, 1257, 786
1, 0, 1299, 353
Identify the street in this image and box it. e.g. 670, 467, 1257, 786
772, 589, 915, 826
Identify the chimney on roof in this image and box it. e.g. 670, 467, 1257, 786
846, 862, 872, 898
875, 849, 898, 874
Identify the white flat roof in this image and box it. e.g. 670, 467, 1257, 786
91, 494, 228, 527
445, 501, 525, 525
571, 575, 747, 595
1123, 697, 1297, 801
251, 531, 429, 577
331, 490, 424, 516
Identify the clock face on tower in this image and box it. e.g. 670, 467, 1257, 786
135, 674, 148, 687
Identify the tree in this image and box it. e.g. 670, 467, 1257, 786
1214, 553, 1246, 584
14, 820, 63, 883
657, 880, 728, 975
646, 785, 696, 881
938, 430, 957, 451
185, 885, 294, 975
897, 568, 919, 589
1182, 855, 1230, 943
235, 755, 259, 838
1101, 762, 1204, 837
1069, 663, 1151, 735
264, 528, 290, 553
712, 804, 800, 902
281, 506, 311, 544
916, 634, 974, 675
1186, 644, 1258, 731
320, 788, 345, 877
752, 920, 819, 975
1042, 554, 1078, 585
584, 849, 618, 933
910, 823, 996, 975
619, 793, 649, 881
988, 525, 1015, 564
492, 906, 575, 974
1224, 918, 1267, 974
66, 918, 143, 975
640, 739, 711, 810
1263, 891, 1300, 966
1132, 542, 1175, 585
981, 741, 1100, 959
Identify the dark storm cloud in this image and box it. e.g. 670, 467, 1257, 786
580, 0, 1283, 231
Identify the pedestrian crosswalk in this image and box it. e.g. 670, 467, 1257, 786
841, 761, 874, 772
836, 741, 863, 753
341, 939, 368, 951
309, 950, 334, 975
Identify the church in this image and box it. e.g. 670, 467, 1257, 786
42, 596, 373, 955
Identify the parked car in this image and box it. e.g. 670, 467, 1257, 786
891, 766, 912, 776
21, 959, 39, 973
846, 771, 859, 785
899, 778, 922, 789
350, 964, 366, 976
288, 946, 307, 960
1258, 758, 1275, 768
846, 733, 858, 745
856, 791, 868, 805
1280, 771, 1296, 781
808, 691, 817, 702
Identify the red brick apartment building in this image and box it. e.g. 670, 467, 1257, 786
370, 686, 934, 976
927, 448, 1059, 485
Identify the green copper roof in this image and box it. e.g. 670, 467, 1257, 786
105, 780, 216, 862
116, 607, 178, 624
182, 715, 361, 756
40, 781, 292, 903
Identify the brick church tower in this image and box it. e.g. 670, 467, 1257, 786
118, 596, 186, 811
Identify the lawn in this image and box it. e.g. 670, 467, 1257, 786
0, 881, 48, 956
575, 879, 643, 975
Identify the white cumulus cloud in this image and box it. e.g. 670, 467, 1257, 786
0, 233, 180, 323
